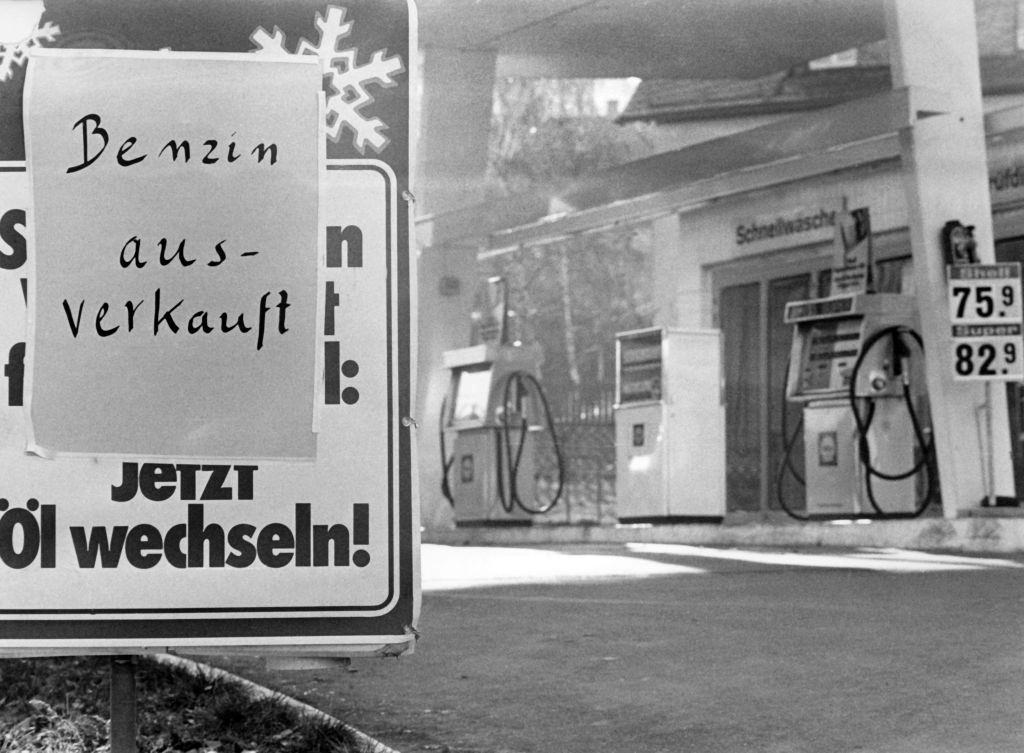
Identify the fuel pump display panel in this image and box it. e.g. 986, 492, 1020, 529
795, 318, 863, 396
452, 366, 494, 424
613, 327, 726, 522
617, 330, 663, 404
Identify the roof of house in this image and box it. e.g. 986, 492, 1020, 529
619, 65, 893, 123
619, 55, 1024, 124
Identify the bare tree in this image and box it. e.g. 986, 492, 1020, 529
481, 77, 656, 416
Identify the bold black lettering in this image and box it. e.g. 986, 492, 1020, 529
200, 465, 231, 501
295, 503, 311, 567
327, 224, 363, 268
202, 139, 218, 164
111, 462, 139, 502
353, 503, 369, 546
62, 300, 85, 337
219, 312, 252, 338
95, 302, 118, 337
256, 523, 294, 568
313, 523, 350, 566
188, 311, 213, 334
208, 240, 227, 268
226, 524, 256, 568
125, 299, 144, 330
125, 524, 162, 568
325, 281, 340, 336
159, 140, 191, 162
255, 292, 271, 350
325, 341, 340, 404
0, 209, 26, 270
116, 136, 146, 167
235, 465, 257, 500
187, 504, 224, 567
67, 114, 109, 173
120, 236, 145, 268
5, 342, 24, 407
153, 288, 183, 334
158, 238, 194, 267
70, 525, 127, 568
0, 507, 39, 568
139, 463, 176, 501
251, 142, 277, 164
164, 523, 187, 568
177, 464, 200, 500
40, 504, 55, 569
275, 290, 290, 335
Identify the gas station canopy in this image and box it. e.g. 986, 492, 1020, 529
417, 0, 887, 79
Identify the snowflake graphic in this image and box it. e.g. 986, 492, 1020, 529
0, 21, 60, 84
251, 6, 404, 154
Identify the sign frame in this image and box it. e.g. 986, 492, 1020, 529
0, 0, 418, 658
947, 262, 1024, 382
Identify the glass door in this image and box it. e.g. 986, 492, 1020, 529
718, 272, 811, 514
767, 274, 810, 513
719, 282, 761, 512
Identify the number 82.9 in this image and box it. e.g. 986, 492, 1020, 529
954, 341, 1018, 377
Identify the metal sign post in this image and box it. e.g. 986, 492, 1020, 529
109, 656, 137, 753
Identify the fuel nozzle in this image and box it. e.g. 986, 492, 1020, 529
891, 330, 912, 385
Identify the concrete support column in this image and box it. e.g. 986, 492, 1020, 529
887, 0, 1016, 516
651, 213, 680, 327
415, 47, 497, 216
651, 213, 705, 329
416, 239, 479, 531
414, 47, 497, 530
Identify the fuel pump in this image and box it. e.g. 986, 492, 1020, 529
614, 327, 726, 523
439, 278, 565, 526
778, 292, 935, 519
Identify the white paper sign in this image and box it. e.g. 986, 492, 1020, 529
25, 51, 321, 458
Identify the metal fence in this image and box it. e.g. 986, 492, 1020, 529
533, 392, 617, 525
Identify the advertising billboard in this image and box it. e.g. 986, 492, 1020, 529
0, 0, 416, 656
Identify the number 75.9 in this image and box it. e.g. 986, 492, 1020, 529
951, 284, 1015, 319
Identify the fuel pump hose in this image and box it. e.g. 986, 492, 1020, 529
847, 325, 936, 518
439, 370, 566, 515
774, 377, 810, 521
775, 325, 936, 520
439, 393, 455, 507
498, 370, 566, 515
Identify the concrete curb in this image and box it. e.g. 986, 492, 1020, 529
150, 653, 401, 753
424, 514, 1024, 552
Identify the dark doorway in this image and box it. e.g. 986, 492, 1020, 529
719, 273, 811, 514
995, 236, 1024, 500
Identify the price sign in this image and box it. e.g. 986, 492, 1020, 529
948, 263, 1023, 381
947, 264, 1022, 323
951, 325, 1022, 379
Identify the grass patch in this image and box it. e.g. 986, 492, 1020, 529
0, 655, 360, 752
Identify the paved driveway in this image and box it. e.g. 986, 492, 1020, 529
214, 543, 1024, 753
